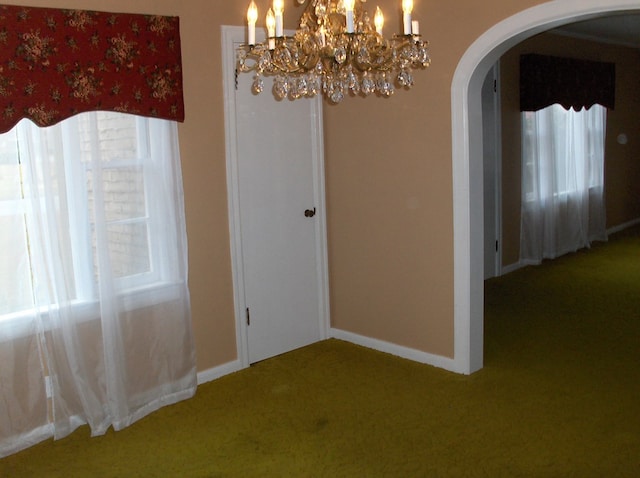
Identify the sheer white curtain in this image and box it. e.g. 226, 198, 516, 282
0, 112, 196, 457
520, 104, 607, 264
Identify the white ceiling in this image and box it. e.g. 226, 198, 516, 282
551, 14, 640, 49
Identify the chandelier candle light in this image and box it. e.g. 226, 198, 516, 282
237, 0, 431, 103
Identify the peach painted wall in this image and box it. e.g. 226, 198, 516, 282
5, 0, 550, 370
323, 0, 543, 358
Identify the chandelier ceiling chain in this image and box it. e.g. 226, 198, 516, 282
237, 0, 431, 103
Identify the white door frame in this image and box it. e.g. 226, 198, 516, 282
451, 0, 640, 374
221, 25, 330, 368
482, 62, 502, 280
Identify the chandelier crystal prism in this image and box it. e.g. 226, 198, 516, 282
237, 0, 431, 103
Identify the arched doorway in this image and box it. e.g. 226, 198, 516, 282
451, 0, 640, 374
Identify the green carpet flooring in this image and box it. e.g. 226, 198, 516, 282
1, 228, 639, 476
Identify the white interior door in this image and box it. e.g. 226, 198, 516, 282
222, 26, 329, 365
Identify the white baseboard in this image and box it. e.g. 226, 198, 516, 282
501, 261, 526, 275
196, 359, 244, 385
499, 218, 640, 277
196, 330, 461, 383
329, 328, 459, 373
607, 218, 640, 236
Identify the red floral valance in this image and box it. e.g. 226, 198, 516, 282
0, 4, 184, 133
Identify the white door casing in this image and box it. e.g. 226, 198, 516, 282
482, 64, 502, 280
222, 26, 330, 366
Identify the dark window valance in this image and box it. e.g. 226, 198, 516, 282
0, 4, 184, 133
520, 53, 615, 112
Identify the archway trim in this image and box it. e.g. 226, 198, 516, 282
451, 0, 640, 374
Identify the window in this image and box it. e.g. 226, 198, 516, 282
0, 111, 175, 320
520, 103, 607, 263
0, 6, 194, 459
0, 131, 31, 315
521, 104, 605, 202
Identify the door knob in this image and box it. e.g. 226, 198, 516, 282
304, 207, 316, 217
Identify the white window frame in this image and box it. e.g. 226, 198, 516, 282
521, 104, 606, 203
0, 112, 177, 328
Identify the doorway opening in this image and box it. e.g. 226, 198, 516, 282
451, 1, 640, 374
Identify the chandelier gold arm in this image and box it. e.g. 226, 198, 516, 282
237, 0, 430, 103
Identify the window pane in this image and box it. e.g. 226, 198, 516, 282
0, 214, 34, 315
86, 169, 151, 280
77, 112, 139, 163
107, 222, 151, 278
521, 111, 536, 201
0, 130, 34, 314
102, 167, 147, 222
0, 141, 21, 200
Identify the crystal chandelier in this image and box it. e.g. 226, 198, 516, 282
237, 0, 430, 103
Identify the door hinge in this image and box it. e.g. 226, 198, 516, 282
493, 79, 497, 93
246, 307, 250, 326
495, 240, 499, 252
235, 68, 239, 91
